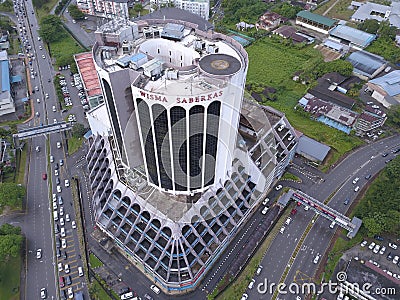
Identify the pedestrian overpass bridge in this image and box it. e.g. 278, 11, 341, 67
13, 122, 71, 141
281, 189, 362, 238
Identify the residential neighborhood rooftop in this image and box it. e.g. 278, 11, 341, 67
296, 10, 336, 27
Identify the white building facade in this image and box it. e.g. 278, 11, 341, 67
150, 0, 210, 20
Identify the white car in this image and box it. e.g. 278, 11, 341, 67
361, 240, 368, 247
304, 205, 309, 211
42, 54, 45, 59
57, 142, 61, 149
36, 248, 42, 259
280, 226, 285, 234
393, 256, 399, 264
373, 244, 380, 254
275, 184, 283, 191
53, 202, 57, 211
60, 206, 64, 216
78, 266, 84, 277
40, 288, 47, 299
354, 186, 360, 192
60, 227, 66, 237
36, 98, 40, 103
71, 220, 76, 229
60, 217, 65, 226
389, 243, 398, 250
379, 246, 386, 255
58, 262, 63, 272
65, 179, 70, 187
262, 198, 270, 206
57, 185, 62, 193
352, 177, 359, 184
45, 93, 49, 99
67, 287, 73, 299
52, 193, 57, 202
285, 217, 292, 226
248, 278, 255, 289
150, 284, 160, 295
50, 155, 54, 163
313, 253, 321, 264
368, 242, 376, 250
65, 214, 70, 222
54, 169, 59, 176
261, 207, 269, 215
62, 239, 67, 249
241, 294, 248, 300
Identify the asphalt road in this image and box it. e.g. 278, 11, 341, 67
246, 135, 400, 300
10, 0, 89, 298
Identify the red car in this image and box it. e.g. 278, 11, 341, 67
291, 208, 297, 215
59, 276, 65, 288
42, 173, 47, 180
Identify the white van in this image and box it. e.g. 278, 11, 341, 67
330, 221, 336, 229
54, 211, 58, 221
78, 266, 84, 277
60, 227, 66, 237
150, 284, 160, 295
120, 292, 134, 300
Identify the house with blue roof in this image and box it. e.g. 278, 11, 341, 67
0, 50, 15, 116
328, 25, 376, 50
367, 70, 400, 108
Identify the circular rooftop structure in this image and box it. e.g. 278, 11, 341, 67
199, 54, 241, 76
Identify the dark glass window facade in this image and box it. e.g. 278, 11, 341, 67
152, 104, 173, 190
136, 99, 159, 186
204, 101, 221, 186
102, 79, 125, 162
189, 106, 204, 190
171, 107, 187, 191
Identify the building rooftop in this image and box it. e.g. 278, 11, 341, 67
74, 52, 102, 97
351, 1, 400, 29
296, 135, 330, 162
135, 7, 212, 32
329, 24, 376, 48
346, 50, 386, 78
369, 70, 400, 97
296, 10, 336, 27
0, 60, 10, 93
309, 78, 355, 109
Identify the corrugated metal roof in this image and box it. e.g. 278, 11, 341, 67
369, 70, 400, 96
329, 25, 376, 48
296, 10, 336, 27
296, 135, 331, 162
0, 60, 10, 92
324, 39, 344, 51
346, 50, 386, 77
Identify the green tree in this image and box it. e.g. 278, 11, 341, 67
357, 19, 379, 34
69, 4, 85, 20
72, 123, 87, 138
38, 15, 64, 44
272, 3, 302, 19
0, 224, 23, 261
134, 3, 143, 12
0, 183, 25, 211
0, 223, 21, 235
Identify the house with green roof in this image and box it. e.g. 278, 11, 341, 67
296, 10, 337, 34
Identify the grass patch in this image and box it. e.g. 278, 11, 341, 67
323, 230, 364, 281
34, 0, 59, 21
0, 255, 21, 300
245, 38, 363, 169
314, 0, 354, 20
48, 27, 85, 67
281, 172, 301, 182
89, 280, 112, 300
67, 136, 83, 155
89, 253, 103, 268
16, 147, 27, 185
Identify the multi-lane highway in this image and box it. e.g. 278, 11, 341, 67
10, 0, 89, 298
246, 135, 400, 300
